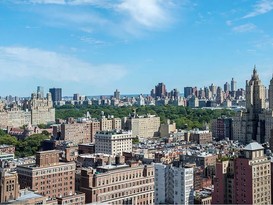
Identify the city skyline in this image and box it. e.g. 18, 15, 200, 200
1, 0, 273, 96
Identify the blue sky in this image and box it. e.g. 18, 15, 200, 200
1, 0, 273, 96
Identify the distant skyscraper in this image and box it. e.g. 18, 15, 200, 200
231, 77, 237, 92
232, 68, 267, 144
155, 83, 167, 98
49, 88, 62, 102
209, 83, 217, 96
216, 87, 223, 104
184, 87, 193, 98
73, 93, 80, 101
224, 82, 230, 93
37, 86, 44, 98
198, 88, 205, 98
150, 89, 155, 98
269, 76, 273, 109
113, 89, 120, 100
170, 88, 179, 99
192, 87, 198, 97
204, 87, 212, 99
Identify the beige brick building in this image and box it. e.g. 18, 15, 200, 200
0, 91, 55, 129
125, 114, 160, 138
100, 117, 122, 131
0, 168, 20, 203
95, 130, 132, 155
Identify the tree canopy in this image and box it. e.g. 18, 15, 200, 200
56, 105, 235, 130
0, 130, 50, 157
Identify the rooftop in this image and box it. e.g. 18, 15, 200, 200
14, 190, 44, 202
243, 142, 264, 151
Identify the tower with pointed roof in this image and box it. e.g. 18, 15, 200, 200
268, 74, 273, 109
233, 67, 266, 144
245, 66, 266, 114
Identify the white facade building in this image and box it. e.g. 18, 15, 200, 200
155, 163, 194, 205
95, 130, 132, 155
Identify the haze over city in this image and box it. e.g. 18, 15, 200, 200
1, 0, 273, 96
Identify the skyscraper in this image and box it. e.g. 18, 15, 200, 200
37, 86, 44, 98
184, 87, 193, 98
224, 82, 230, 93
231, 77, 237, 92
155, 83, 167, 98
232, 67, 269, 144
269, 76, 273, 109
209, 83, 217, 96
113, 89, 120, 100
49, 88, 62, 102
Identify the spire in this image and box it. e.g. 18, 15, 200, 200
251, 65, 259, 81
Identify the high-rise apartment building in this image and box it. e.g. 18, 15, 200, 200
0, 166, 20, 203
0, 89, 55, 128
37, 86, 44, 98
79, 163, 154, 204
73, 93, 80, 101
184, 87, 193, 98
49, 88, 62, 102
224, 82, 230, 93
124, 114, 160, 138
17, 150, 76, 201
24, 92, 55, 125
154, 163, 194, 205
211, 117, 233, 141
212, 142, 271, 204
216, 87, 224, 104
60, 122, 92, 144
209, 84, 217, 96
95, 130, 132, 155
155, 83, 167, 98
231, 77, 237, 92
113, 89, 120, 100
90, 120, 100, 143
232, 68, 273, 147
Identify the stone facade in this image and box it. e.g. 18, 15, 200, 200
95, 130, 133, 155
232, 68, 273, 147
125, 115, 160, 138
0, 168, 20, 203
0, 91, 55, 128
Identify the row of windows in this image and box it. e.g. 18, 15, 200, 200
99, 191, 153, 202
98, 184, 153, 195
97, 172, 154, 185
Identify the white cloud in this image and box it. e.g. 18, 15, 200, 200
226, 20, 232, 26
116, 0, 172, 29
0, 47, 127, 84
27, 0, 66, 4
232, 23, 257, 33
10, 0, 181, 36
244, 0, 273, 18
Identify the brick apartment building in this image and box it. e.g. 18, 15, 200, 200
78, 162, 154, 204
16, 150, 84, 204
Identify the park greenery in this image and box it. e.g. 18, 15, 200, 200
56, 105, 235, 130
0, 131, 50, 157
0, 105, 235, 157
